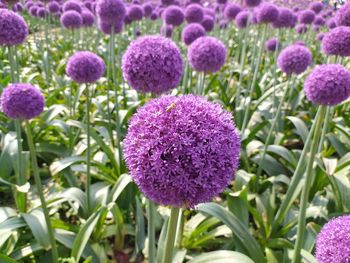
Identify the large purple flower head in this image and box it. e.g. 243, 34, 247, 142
0, 9, 28, 46
122, 36, 183, 93
272, 7, 294, 28
0, 83, 45, 120
81, 9, 94, 26
182, 23, 205, 45
265, 37, 279, 52
235, 10, 249, 28
66, 51, 105, 84
160, 23, 173, 37
335, 2, 350, 27
60, 10, 82, 29
98, 20, 123, 34
244, 0, 261, 8
315, 215, 350, 262
127, 4, 144, 21
327, 18, 336, 29
322, 26, 350, 57
96, 0, 126, 24
185, 4, 203, 23
143, 3, 153, 17
309, 2, 323, 14
188, 36, 226, 73
123, 95, 241, 208
224, 3, 241, 20
298, 10, 315, 24
163, 5, 184, 26
277, 44, 312, 75
256, 3, 278, 24
304, 64, 350, 106
201, 15, 214, 32
63, 0, 81, 13
48, 1, 60, 13
150, 11, 158, 20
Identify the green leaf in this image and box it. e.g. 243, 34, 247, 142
0, 252, 18, 263
50, 156, 85, 175
287, 116, 309, 143
187, 250, 255, 263
107, 173, 132, 203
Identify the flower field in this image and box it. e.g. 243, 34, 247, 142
0, 0, 350, 262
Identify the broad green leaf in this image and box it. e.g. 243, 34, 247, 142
287, 116, 309, 143
187, 250, 254, 263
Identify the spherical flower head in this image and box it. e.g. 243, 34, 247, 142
298, 10, 315, 24
161, 0, 174, 6
327, 18, 336, 29
185, 4, 203, 23
314, 15, 325, 26
98, 20, 123, 34
235, 10, 249, 28
127, 5, 144, 21
188, 36, 226, 73
0, 83, 45, 120
304, 64, 350, 106
66, 51, 105, 84
84, 1, 93, 11
272, 7, 293, 28
316, 32, 325, 41
296, 23, 307, 34
316, 215, 350, 262
182, 23, 205, 45
96, 0, 126, 24
201, 15, 214, 32
277, 44, 312, 75
217, 0, 227, 4
322, 26, 350, 57
150, 11, 158, 20
0, 9, 28, 46
160, 23, 173, 37
81, 9, 94, 27
29, 5, 38, 16
37, 7, 48, 18
123, 95, 241, 208
122, 35, 183, 93
244, 0, 261, 8
224, 4, 241, 20
143, 3, 153, 17
63, 0, 82, 13
48, 1, 60, 13
256, 3, 279, 24
61, 10, 82, 29
163, 5, 184, 26
309, 2, 323, 14
335, 2, 350, 27
265, 37, 279, 52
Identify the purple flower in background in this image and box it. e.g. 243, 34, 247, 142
188, 36, 226, 73
224, 3, 241, 20
143, 3, 153, 17
163, 5, 184, 26
98, 20, 123, 34
122, 35, 183, 93
277, 44, 312, 75
235, 10, 249, 28
37, 7, 48, 18
272, 7, 294, 28
256, 3, 279, 24
314, 15, 325, 26
201, 15, 214, 32
316, 215, 350, 263
60, 10, 82, 29
294, 40, 306, 46
182, 23, 205, 45
298, 10, 315, 24
0, 9, 28, 46
123, 95, 241, 208
96, 0, 126, 24
160, 23, 173, 37
316, 32, 324, 41
66, 51, 105, 84
335, 2, 350, 27
244, 0, 261, 8
127, 4, 144, 21
81, 9, 94, 27
322, 26, 350, 57
265, 37, 279, 52
63, 0, 82, 13
296, 24, 307, 34
48, 1, 60, 13
217, 0, 227, 4
185, 4, 203, 23
150, 11, 158, 20
304, 64, 350, 106
29, 5, 38, 16
161, 0, 175, 6
0, 83, 45, 120
309, 2, 323, 14
326, 18, 336, 29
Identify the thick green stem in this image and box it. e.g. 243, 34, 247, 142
147, 200, 156, 263
25, 121, 58, 263
235, 27, 248, 107
85, 84, 92, 214
317, 106, 331, 153
163, 207, 180, 263
292, 106, 327, 263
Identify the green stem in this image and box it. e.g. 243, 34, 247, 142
147, 200, 156, 263
8, 46, 17, 82
25, 121, 58, 263
86, 84, 91, 214
317, 106, 331, 153
163, 207, 180, 263
235, 27, 248, 107
15, 119, 26, 212
292, 105, 327, 263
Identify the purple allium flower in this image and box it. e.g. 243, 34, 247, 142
60, 10, 82, 29
277, 44, 312, 75
201, 15, 214, 32
66, 51, 105, 84
48, 1, 60, 13
315, 215, 350, 263
188, 36, 226, 73
256, 3, 279, 24
123, 95, 241, 208
160, 23, 173, 37
96, 0, 126, 24
143, 2, 153, 17
294, 40, 306, 46
161, 0, 174, 6
84, 1, 93, 11
309, 2, 323, 14
316, 32, 325, 41
29, 5, 38, 16
304, 64, 350, 106
0, 83, 45, 120
265, 37, 279, 52
37, 7, 48, 18
0, 9, 28, 46
182, 23, 205, 45
127, 4, 144, 21
272, 7, 294, 28
185, 4, 203, 23
296, 24, 307, 34
98, 19, 123, 34
25, 1, 34, 10
150, 11, 158, 20
163, 5, 184, 26
314, 15, 325, 26
298, 10, 315, 24
224, 3, 241, 20
62, 0, 81, 13
322, 26, 350, 57
122, 36, 183, 93
312, 25, 320, 32
217, 0, 227, 4
81, 9, 94, 26
335, 2, 350, 27
235, 10, 249, 28
15, 2, 23, 12
244, 0, 261, 8
327, 18, 336, 29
